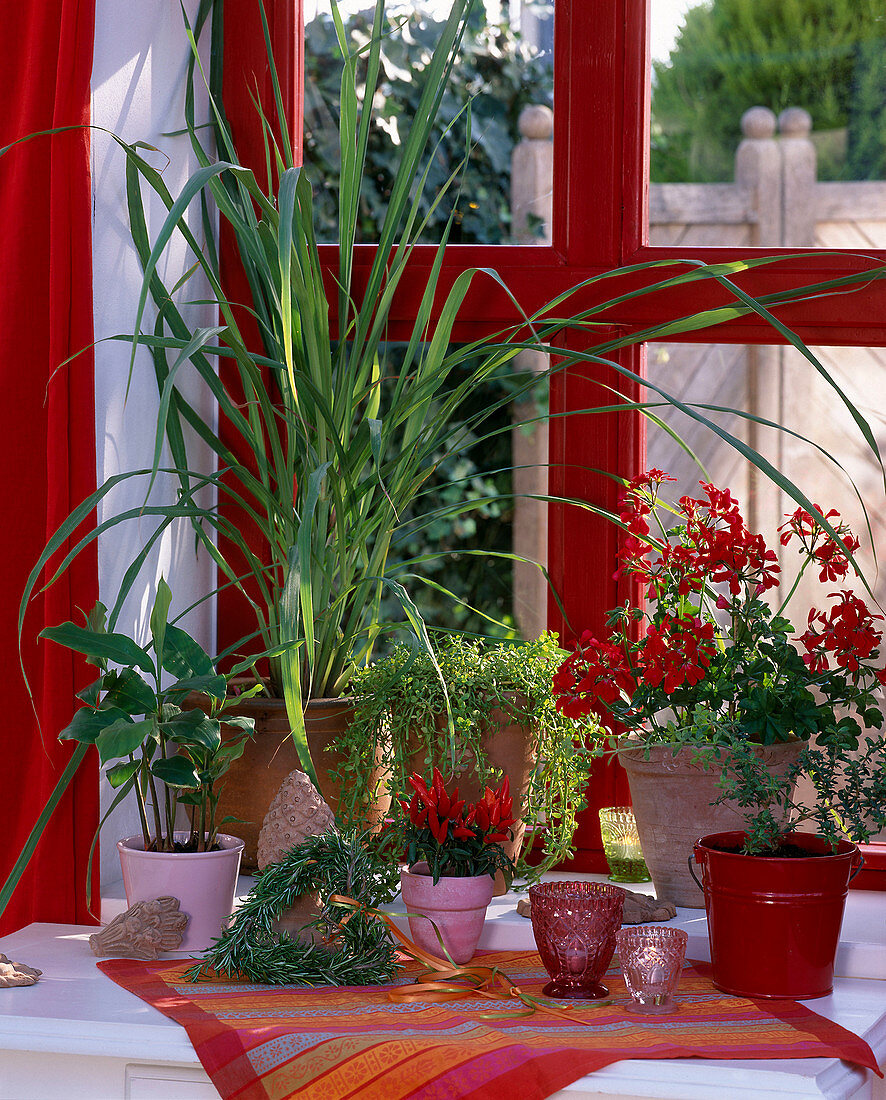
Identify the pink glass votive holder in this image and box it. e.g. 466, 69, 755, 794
616, 926, 688, 1014
528, 881, 625, 999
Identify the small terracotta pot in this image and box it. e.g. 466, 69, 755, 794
117, 832, 244, 952
399, 863, 494, 964
619, 740, 802, 908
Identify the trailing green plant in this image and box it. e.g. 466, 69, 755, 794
335, 632, 594, 877
186, 830, 400, 986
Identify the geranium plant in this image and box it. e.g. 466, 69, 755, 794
397, 768, 517, 884
553, 470, 886, 853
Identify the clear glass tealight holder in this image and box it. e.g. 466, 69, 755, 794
598, 807, 651, 883
616, 926, 688, 1014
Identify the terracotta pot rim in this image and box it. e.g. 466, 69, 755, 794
224, 682, 355, 706
401, 861, 495, 884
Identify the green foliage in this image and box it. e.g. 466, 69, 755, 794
13, 0, 886, 886
652, 0, 886, 182
41, 578, 256, 854
303, 5, 553, 631
335, 632, 595, 878
376, 347, 517, 639
304, 4, 553, 245
186, 831, 400, 985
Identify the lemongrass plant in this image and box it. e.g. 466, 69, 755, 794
22, 0, 886, 798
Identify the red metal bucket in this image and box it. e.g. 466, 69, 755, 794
692, 831, 862, 999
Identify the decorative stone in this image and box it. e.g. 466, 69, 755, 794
517, 886, 677, 925
518, 104, 553, 141
0, 954, 42, 987
740, 106, 777, 140
778, 106, 812, 138
89, 896, 189, 959
257, 770, 336, 870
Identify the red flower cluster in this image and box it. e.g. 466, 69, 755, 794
614, 469, 676, 580
552, 631, 635, 716
615, 474, 779, 600
554, 471, 885, 729
779, 506, 860, 583
641, 614, 717, 692
398, 768, 516, 849
800, 591, 886, 679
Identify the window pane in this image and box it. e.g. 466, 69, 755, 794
647, 339, 886, 612
303, 1, 554, 245
370, 341, 550, 644
651, 0, 886, 187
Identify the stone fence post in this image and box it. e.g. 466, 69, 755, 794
511, 105, 553, 245
778, 107, 816, 247
510, 106, 553, 639
734, 106, 817, 541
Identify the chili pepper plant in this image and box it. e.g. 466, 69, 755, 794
397, 768, 517, 884
553, 470, 886, 854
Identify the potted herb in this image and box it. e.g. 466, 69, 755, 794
36, 579, 257, 950
552, 471, 886, 994
397, 767, 516, 963
336, 632, 593, 879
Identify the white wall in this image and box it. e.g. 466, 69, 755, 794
91, 0, 218, 880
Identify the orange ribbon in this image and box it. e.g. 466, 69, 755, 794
328, 894, 604, 1026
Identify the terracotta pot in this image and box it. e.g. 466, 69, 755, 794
117, 832, 244, 952
399, 863, 494, 964
201, 694, 390, 870
692, 830, 862, 999
408, 700, 536, 894
619, 740, 802, 908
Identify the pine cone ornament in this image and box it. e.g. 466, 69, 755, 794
257, 770, 336, 870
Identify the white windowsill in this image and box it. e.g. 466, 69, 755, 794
1, 875, 884, 1100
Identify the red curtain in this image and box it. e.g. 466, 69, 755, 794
0, 0, 99, 933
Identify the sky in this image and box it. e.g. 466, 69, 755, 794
304, 0, 699, 63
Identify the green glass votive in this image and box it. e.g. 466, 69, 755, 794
599, 807, 651, 883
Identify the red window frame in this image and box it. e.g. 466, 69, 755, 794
224, 0, 886, 882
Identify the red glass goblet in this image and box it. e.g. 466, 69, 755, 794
528, 881, 625, 999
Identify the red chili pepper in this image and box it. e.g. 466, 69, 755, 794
408, 773, 431, 803
427, 809, 447, 844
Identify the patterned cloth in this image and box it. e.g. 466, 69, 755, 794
98, 950, 881, 1100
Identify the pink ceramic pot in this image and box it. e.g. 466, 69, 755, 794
399, 863, 494, 964
117, 833, 244, 952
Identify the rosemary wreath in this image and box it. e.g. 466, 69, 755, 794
185, 831, 401, 986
